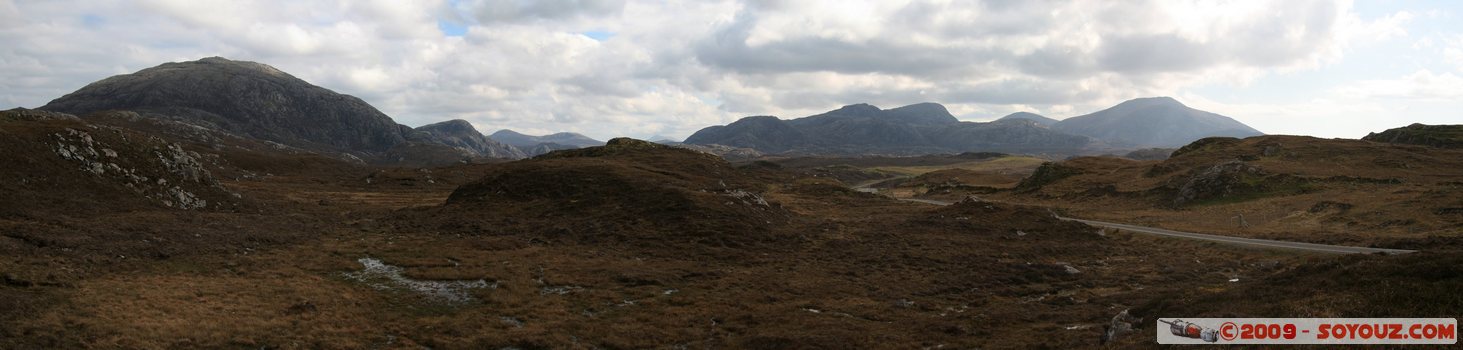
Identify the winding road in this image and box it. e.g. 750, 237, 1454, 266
895, 197, 1416, 255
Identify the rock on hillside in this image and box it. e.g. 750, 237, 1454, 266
666, 142, 765, 161
1362, 123, 1463, 149
0, 109, 240, 216
1051, 97, 1262, 147
410, 120, 526, 159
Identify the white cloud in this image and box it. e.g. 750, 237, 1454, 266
0, 0, 1451, 140
1446, 35, 1463, 72
1333, 70, 1463, 100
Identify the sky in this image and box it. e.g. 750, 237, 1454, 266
1, 0, 1461, 141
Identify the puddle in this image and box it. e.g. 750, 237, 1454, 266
345, 257, 493, 303
540, 285, 582, 295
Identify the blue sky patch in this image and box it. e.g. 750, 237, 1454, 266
581, 30, 615, 41
438, 20, 467, 37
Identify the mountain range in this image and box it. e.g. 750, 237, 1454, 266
684, 97, 1262, 155
489, 129, 605, 156
30, 56, 1267, 162
684, 103, 1095, 155
34, 57, 610, 164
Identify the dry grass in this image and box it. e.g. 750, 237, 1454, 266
871, 156, 1046, 176
4, 127, 1461, 348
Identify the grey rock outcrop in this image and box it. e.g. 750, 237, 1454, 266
1101, 309, 1141, 344
1174, 161, 1262, 206
1, 108, 80, 122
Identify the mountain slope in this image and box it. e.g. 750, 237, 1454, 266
685, 103, 1092, 155
1051, 97, 1261, 147
40, 57, 411, 154
410, 120, 526, 159
995, 112, 1058, 127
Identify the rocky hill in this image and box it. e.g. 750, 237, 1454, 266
36, 57, 520, 165
40, 57, 410, 155
409, 120, 525, 159
995, 112, 1058, 127
1362, 123, 1463, 148
1050, 97, 1262, 147
684, 102, 1094, 155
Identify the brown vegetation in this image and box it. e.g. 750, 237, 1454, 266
3, 116, 1461, 348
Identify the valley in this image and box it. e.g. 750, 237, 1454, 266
2, 57, 1459, 349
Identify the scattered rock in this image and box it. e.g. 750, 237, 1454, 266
1061, 264, 1081, 274
1101, 309, 1141, 344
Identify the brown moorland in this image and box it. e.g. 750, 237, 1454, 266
3, 114, 1461, 348
950, 135, 1463, 248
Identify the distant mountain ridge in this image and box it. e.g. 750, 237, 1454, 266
685, 98, 1263, 155
489, 129, 604, 156
685, 102, 1094, 155
1050, 97, 1262, 148
489, 129, 603, 148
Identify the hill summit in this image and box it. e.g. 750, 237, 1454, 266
1050, 97, 1262, 147
41, 57, 412, 154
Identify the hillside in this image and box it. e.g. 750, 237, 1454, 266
1363, 123, 1463, 148
685, 103, 1094, 155
1051, 97, 1262, 147
991, 135, 1463, 246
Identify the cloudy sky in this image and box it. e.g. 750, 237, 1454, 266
2, 0, 1460, 140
